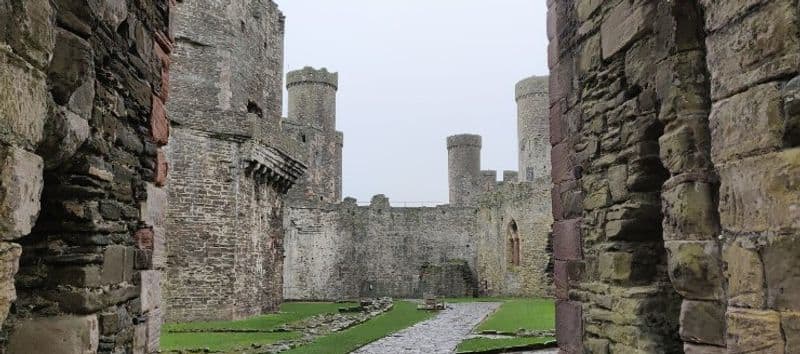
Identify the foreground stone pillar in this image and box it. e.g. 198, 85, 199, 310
0, 0, 173, 352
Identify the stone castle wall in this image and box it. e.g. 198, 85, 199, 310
549, 0, 800, 353
284, 197, 477, 300
476, 179, 553, 298
164, 0, 305, 323
0, 0, 173, 352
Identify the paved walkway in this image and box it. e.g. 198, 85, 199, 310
351, 302, 502, 354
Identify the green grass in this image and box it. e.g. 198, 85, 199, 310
283, 301, 435, 354
455, 336, 555, 353
477, 298, 554, 333
163, 302, 356, 332
160, 331, 301, 352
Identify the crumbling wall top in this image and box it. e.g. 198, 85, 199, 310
286, 67, 338, 89
447, 134, 482, 149
515, 76, 548, 101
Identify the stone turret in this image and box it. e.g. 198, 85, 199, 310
287, 67, 338, 131
285, 67, 343, 204
447, 134, 482, 206
515, 76, 550, 182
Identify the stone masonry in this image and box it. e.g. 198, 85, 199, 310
164, 0, 305, 323
0, 0, 173, 352
549, 0, 800, 352
284, 73, 554, 300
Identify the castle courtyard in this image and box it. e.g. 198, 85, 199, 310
0, 0, 799, 353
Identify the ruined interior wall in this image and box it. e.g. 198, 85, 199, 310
165, 0, 300, 323
476, 180, 552, 298
702, 1, 800, 353
284, 197, 477, 300
548, 1, 683, 352
550, 0, 800, 353
283, 203, 362, 301
0, 0, 172, 352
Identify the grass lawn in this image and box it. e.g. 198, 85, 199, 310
160, 331, 301, 352
477, 298, 554, 333
456, 336, 555, 353
283, 301, 436, 354
163, 302, 356, 332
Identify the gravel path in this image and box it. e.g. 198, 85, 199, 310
351, 302, 502, 354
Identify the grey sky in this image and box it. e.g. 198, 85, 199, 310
280, 1, 549, 204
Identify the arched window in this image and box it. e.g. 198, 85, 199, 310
507, 220, 521, 266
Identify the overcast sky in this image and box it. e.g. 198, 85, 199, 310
280, 1, 549, 204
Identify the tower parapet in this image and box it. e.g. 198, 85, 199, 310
516, 76, 550, 182
447, 134, 482, 206
287, 67, 338, 132
286, 67, 339, 90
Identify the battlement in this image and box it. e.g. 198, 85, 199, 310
287, 67, 339, 89
447, 134, 482, 149
515, 76, 548, 101
503, 170, 518, 182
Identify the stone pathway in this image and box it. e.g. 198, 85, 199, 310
351, 302, 502, 354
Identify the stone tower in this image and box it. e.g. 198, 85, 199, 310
447, 134, 482, 206
515, 76, 550, 182
285, 67, 343, 204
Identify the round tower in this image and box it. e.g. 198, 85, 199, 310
447, 134, 482, 206
287, 67, 338, 131
515, 76, 550, 182
286, 67, 342, 203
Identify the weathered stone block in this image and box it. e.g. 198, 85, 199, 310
726, 308, 785, 353
133, 323, 147, 354
599, 252, 632, 282
146, 307, 162, 353
679, 300, 725, 346
0, 146, 43, 240
662, 181, 719, 240
584, 338, 609, 354
0, 48, 48, 148
7, 315, 99, 354
683, 343, 726, 354
551, 140, 574, 184
700, 0, 772, 32
139, 270, 161, 314
0, 242, 20, 324
101, 245, 135, 285
600, 0, 655, 59
718, 149, 800, 233
150, 95, 169, 145
140, 183, 167, 228
709, 82, 785, 164
556, 300, 582, 353
607, 165, 627, 202
38, 108, 90, 170
0, 0, 55, 69
704, 0, 800, 100
723, 237, 765, 309
48, 28, 94, 105
659, 119, 713, 173
782, 312, 800, 354
553, 219, 581, 261
762, 235, 800, 311
154, 148, 168, 186
665, 241, 724, 301
783, 75, 800, 147
554, 259, 583, 300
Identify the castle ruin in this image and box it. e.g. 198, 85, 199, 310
282, 70, 554, 300
0, 0, 797, 353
